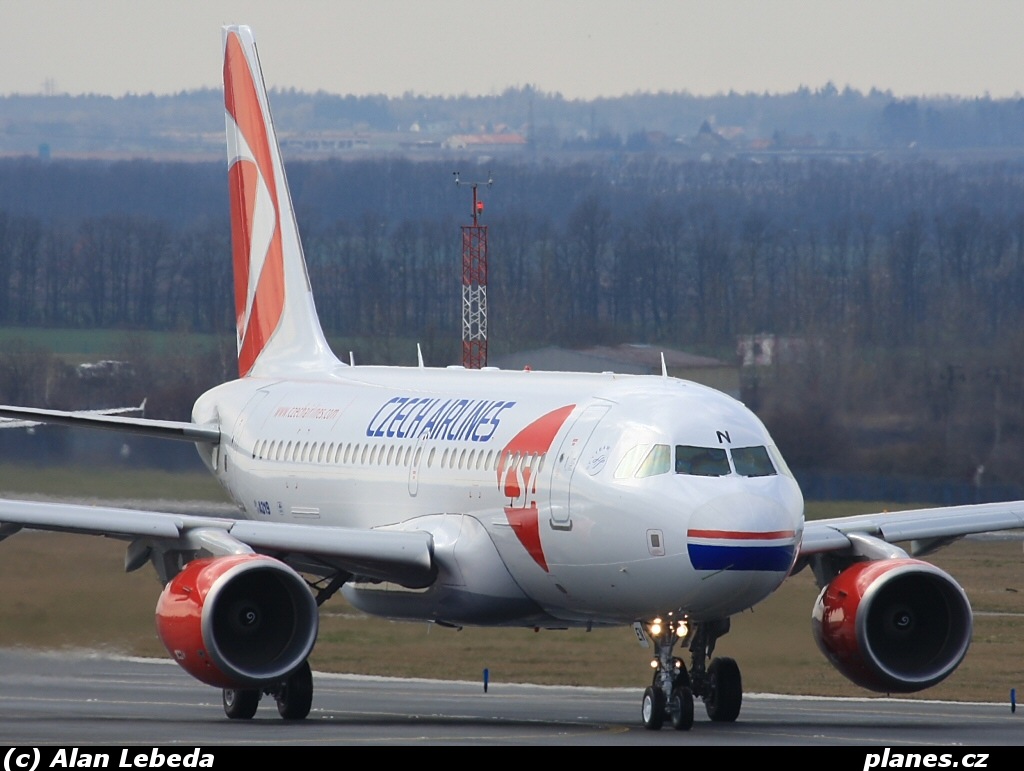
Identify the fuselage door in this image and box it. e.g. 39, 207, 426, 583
407, 429, 429, 496
548, 403, 610, 530
222, 388, 270, 503
230, 389, 270, 453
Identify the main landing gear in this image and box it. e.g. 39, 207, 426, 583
636, 616, 742, 730
222, 660, 314, 720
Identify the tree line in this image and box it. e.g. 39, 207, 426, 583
3, 154, 1024, 484
4, 156, 1024, 350
6, 85, 1024, 157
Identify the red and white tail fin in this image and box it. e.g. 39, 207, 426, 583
222, 25, 340, 378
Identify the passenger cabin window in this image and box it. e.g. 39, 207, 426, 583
675, 446, 730, 477
731, 446, 777, 477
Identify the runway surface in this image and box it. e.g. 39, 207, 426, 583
0, 649, 1019, 746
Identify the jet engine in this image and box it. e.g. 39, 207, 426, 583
155, 554, 318, 688
811, 558, 972, 692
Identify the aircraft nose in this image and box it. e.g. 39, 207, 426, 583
685, 488, 801, 573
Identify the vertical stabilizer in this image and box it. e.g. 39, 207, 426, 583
222, 25, 340, 377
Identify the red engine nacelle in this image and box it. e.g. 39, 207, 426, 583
155, 554, 318, 689
811, 558, 972, 693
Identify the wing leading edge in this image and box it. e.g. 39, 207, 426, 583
800, 499, 1024, 557
0, 498, 435, 589
0, 405, 220, 443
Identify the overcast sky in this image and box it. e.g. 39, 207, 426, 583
2, 1, 1022, 100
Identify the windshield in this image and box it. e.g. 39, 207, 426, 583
675, 445, 731, 476
613, 442, 782, 479
731, 446, 776, 477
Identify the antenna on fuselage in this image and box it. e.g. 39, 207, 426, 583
349, 351, 355, 366
417, 344, 425, 369
660, 352, 668, 378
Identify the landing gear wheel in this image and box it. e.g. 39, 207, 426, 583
641, 685, 666, 730
705, 657, 742, 722
668, 686, 694, 731
223, 687, 259, 720
275, 660, 313, 720
672, 658, 690, 689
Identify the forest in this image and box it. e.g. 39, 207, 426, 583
5, 85, 1024, 158
2, 153, 1024, 492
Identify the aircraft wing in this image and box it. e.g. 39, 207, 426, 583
0, 497, 435, 588
0, 404, 219, 443
800, 499, 1024, 556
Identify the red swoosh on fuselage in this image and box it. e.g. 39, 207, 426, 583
498, 404, 576, 572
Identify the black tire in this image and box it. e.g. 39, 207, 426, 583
641, 685, 666, 730
668, 686, 694, 731
672, 658, 691, 689
276, 660, 313, 720
223, 687, 259, 720
704, 657, 742, 722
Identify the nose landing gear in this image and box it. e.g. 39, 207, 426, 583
635, 616, 742, 730
221, 659, 314, 721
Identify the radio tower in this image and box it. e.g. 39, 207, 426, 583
454, 172, 492, 369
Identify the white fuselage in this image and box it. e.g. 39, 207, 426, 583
192, 365, 804, 628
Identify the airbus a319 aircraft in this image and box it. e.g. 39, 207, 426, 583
2, 25, 1023, 731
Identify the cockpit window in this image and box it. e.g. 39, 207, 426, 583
617, 442, 783, 481
636, 444, 672, 478
731, 446, 777, 477
675, 445, 731, 476
614, 444, 650, 479
767, 445, 794, 479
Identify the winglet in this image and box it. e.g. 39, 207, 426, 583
222, 25, 340, 378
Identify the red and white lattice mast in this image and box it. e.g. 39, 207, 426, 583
454, 172, 492, 369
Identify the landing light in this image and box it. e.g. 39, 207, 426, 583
650, 659, 658, 669
650, 618, 663, 636
676, 619, 688, 637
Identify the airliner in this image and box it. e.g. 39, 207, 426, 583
1, 25, 1023, 731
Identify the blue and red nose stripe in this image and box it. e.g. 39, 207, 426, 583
686, 529, 798, 572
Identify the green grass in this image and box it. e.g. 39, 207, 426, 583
0, 465, 231, 502
803, 499, 929, 520
0, 326, 434, 367
0, 327, 225, 358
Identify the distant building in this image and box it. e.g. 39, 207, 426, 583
75, 359, 133, 380
490, 343, 739, 397
443, 133, 527, 151
693, 120, 730, 150
736, 334, 813, 368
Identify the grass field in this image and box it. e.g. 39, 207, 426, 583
0, 465, 231, 502
0, 328, 224, 359
0, 467, 1020, 704
0, 327, 431, 367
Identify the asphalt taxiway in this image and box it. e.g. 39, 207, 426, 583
0, 649, 1019, 746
